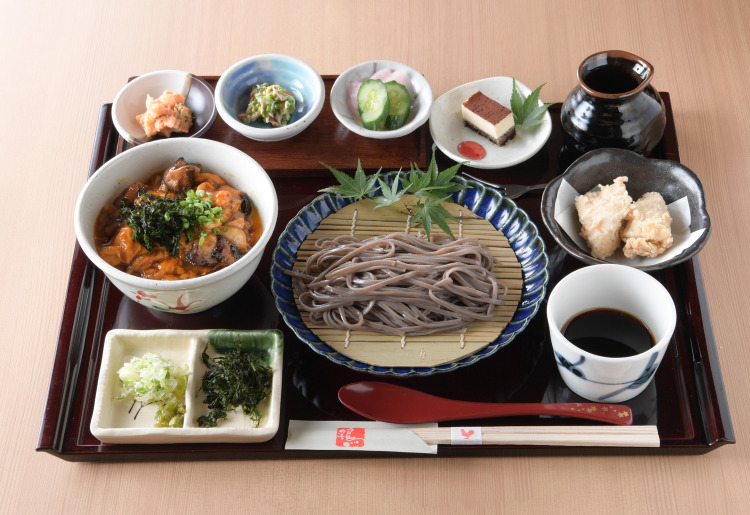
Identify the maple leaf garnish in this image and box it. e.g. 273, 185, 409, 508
319, 150, 468, 239
510, 78, 552, 131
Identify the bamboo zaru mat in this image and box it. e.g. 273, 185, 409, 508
291, 196, 522, 367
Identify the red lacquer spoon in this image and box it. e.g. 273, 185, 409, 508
338, 382, 633, 426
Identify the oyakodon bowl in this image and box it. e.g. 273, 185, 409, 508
112, 70, 217, 145
330, 60, 433, 139
215, 54, 325, 142
74, 138, 278, 314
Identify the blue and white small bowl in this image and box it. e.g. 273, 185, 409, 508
547, 264, 676, 402
215, 54, 325, 142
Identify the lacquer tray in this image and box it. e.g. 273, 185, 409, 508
37, 77, 734, 460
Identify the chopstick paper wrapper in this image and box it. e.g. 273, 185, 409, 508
286, 420, 438, 454
286, 421, 660, 451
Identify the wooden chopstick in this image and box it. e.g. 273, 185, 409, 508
410, 425, 660, 447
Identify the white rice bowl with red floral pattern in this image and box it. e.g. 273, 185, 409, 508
74, 138, 278, 314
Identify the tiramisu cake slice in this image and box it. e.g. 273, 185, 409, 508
461, 91, 516, 146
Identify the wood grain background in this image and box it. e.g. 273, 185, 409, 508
2, 0, 749, 513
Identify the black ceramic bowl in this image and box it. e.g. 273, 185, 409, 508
541, 148, 711, 271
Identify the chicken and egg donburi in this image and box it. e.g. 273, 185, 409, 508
94, 158, 262, 280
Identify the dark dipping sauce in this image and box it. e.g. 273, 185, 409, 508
583, 66, 640, 94
562, 308, 655, 358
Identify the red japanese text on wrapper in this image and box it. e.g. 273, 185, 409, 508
336, 427, 365, 447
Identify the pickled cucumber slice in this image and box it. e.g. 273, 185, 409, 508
357, 79, 389, 130
384, 81, 411, 130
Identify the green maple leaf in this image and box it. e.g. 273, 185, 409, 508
318, 160, 380, 199
404, 152, 464, 198
510, 78, 553, 131
410, 196, 457, 239
403, 163, 432, 199
371, 171, 405, 209
319, 150, 468, 239
429, 161, 464, 196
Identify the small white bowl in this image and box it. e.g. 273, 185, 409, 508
547, 264, 676, 403
74, 138, 278, 314
112, 70, 217, 145
330, 60, 433, 139
215, 54, 325, 142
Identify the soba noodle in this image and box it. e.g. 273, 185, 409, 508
288, 232, 507, 336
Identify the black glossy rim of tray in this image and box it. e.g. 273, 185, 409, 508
37, 77, 734, 460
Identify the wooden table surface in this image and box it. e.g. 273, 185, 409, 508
3, 0, 748, 513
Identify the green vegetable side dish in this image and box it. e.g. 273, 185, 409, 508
116, 352, 189, 428
357, 79, 412, 131
120, 188, 225, 256
239, 83, 296, 127
197, 329, 276, 428
319, 149, 467, 239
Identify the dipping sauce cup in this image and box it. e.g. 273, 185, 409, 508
546, 264, 676, 403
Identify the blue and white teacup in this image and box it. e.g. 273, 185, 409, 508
547, 264, 676, 403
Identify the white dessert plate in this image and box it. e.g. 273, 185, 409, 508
429, 77, 552, 169
90, 329, 283, 444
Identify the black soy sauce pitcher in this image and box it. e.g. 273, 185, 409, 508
561, 50, 667, 157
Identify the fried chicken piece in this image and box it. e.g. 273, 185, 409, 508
621, 191, 673, 258
574, 176, 633, 259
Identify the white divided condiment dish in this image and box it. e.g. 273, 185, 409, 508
90, 329, 283, 444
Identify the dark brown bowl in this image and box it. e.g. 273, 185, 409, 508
541, 148, 711, 271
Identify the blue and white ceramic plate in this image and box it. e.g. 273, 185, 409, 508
270, 173, 549, 376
